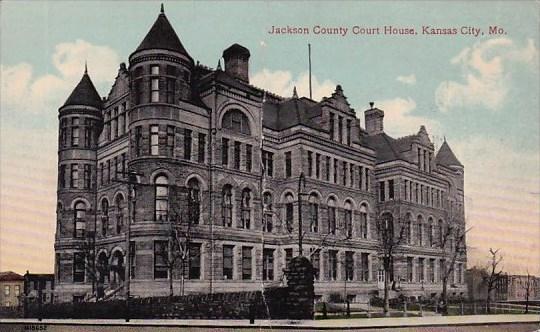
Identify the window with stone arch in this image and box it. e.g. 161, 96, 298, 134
359, 203, 368, 239
428, 217, 434, 247
154, 175, 169, 221
222, 185, 233, 227
327, 197, 337, 235
405, 213, 413, 244
438, 219, 444, 247
240, 188, 252, 229
222, 109, 251, 135
187, 178, 201, 225
308, 193, 319, 233
263, 192, 273, 232
284, 193, 294, 233
344, 200, 353, 238
101, 198, 109, 236
115, 194, 125, 234
417, 215, 424, 246
74, 201, 87, 239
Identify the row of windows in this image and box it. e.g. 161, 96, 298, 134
99, 153, 127, 187
221, 138, 254, 172
406, 257, 464, 284
328, 112, 353, 146
59, 117, 97, 149
102, 102, 128, 143
418, 147, 433, 172
378, 179, 446, 209
306, 150, 370, 191
133, 64, 190, 105
99, 195, 126, 236
59, 163, 93, 190
3, 285, 20, 296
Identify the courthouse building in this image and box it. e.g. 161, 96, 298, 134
54, 7, 467, 302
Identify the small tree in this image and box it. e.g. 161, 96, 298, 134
375, 212, 406, 316
521, 270, 533, 314
485, 248, 504, 313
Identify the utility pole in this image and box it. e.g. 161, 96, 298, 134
297, 172, 306, 256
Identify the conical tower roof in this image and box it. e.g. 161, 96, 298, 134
435, 140, 463, 167
63, 70, 102, 109
134, 8, 192, 61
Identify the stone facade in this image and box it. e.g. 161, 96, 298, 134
53, 7, 467, 303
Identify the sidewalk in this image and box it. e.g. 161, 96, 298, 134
1, 314, 539, 329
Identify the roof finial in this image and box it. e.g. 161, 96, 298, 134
293, 86, 298, 98
84, 60, 88, 74
160, 3, 164, 14
216, 59, 222, 71
444, 136, 447, 142
369, 101, 374, 109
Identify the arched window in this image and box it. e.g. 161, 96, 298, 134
405, 213, 413, 244
380, 212, 394, 242
344, 201, 353, 238
438, 219, 444, 247
417, 215, 424, 246
188, 178, 201, 225
263, 192, 273, 232
154, 175, 169, 221
222, 185, 233, 227
240, 188, 251, 229
116, 195, 125, 234
308, 193, 319, 233
222, 110, 251, 135
359, 204, 368, 239
74, 201, 87, 238
284, 193, 294, 233
327, 198, 336, 235
101, 199, 109, 236
428, 217, 434, 247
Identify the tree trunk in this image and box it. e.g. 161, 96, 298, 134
486, 293, 491, 314
441, 277, 448, 315
383, 269, 390, 316
181, 275, 185, 296
525, 294, 529, 314
169, 266, 173, 297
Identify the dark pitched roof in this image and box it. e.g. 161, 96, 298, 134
223, 43, 250, 59
135, 12, 192, 61
63, 72, 102, 109
363, 133, 405, 163
0, 271, 24, 282
263, 97, 322, 131
435, 141, 463, 167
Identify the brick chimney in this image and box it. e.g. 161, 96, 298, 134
364, 102, 384, 135
223, 44, 250, 83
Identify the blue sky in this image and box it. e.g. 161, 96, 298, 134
1, 1, 539, 275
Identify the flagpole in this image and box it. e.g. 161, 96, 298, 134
308, 43, 312, 100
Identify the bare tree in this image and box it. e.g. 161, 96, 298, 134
485, 248, 504, 313
438, 222, 469, 314
521, 270, 533, 314
375, 212, 406, 316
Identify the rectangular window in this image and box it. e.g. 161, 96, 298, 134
151, 65, 160, 75
121, 153, 126, 178
418, 258, 425, 282
328, 250, 338, 281
84, 119, 91, 147
14, 285, 20, 296
73, 253, 85, 282
379, 182, 385, 202
285, 151, 292, 178
150, 125, 159, 156
166, 125, 175, 156
60, 119, 67, 147
328, 206, 336, 235
111, 108, 118, 140
361, 253, 369, 281
59, 165, 66, 188
338, 116, 343, 143
114, 156, 119, 180
71, 118, 80, 147
166, 78, 175, 104
184, 129, 192, 160
129, 241, 136, 279
135, 126, 142, 157
345, 251, 354, 281
70, 164, 78, 188
388, 179, 394, 200
106, 160, 111, 184
329, 113, 335, 140
188, 243, 201, 279
263, 249, 274, 281
350, 164, 354, 188
310, 248, 320, 280
365, 168, 369, 192
99, 163, 104, 186
198, 133, 206, 163
262, 150, 273, 177
285, 248, 293, 269
325, 156, 330, 181
315, 153, 321, 179
342, 161, 347, 185
429, 258, 436, 283
234, 141, 241, 170
333, 159, 338, 184
346, 119, 352, 145
3, 286, 9, 296
407, 257, 414, 282
221, 138, 229, 166
223, 245, 234, 280
245, 144, 252, 172
418, 222, 423, 246
307, 151, 313, 177
154, 240, 168, 279
242, 247, 252, 280
151, 78, 159, 102
84, 164, 91, 189
118, 113, 124, 137
285, 202, 294, 232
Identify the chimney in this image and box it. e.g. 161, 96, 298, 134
222, 44, 250, 83
364, 102, 384, 135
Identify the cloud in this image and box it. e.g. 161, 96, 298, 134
1, 39, 120, 114
435, 38, 538, 113
451, 136, 540, 274
376, 97, 441, 138
251, 69, 336, 101
396, 74, 416, 85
